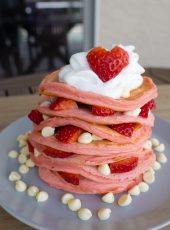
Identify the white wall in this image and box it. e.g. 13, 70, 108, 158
98, 0, 170, 68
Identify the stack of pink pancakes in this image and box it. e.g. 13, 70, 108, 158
28, 70, 158, 194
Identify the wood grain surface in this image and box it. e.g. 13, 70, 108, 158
0, 85, 170, 230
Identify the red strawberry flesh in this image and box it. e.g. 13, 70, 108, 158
44, 147, 73, 158
139, 99, 156, 118
27, 141, 34, 153
49, 97, 78, 111
87, 46, 129, 82
55, 125, 83, 143
92, 105, 115, 116
109, 123, 136, 137
28, 109, 43, 125
58, 171, 80, 185
109, 157, 138, 173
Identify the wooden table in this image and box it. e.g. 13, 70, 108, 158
0, 85, 170, 230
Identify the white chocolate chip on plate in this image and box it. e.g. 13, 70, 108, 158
154, 144, 165, 152
36, 191, 49, 202
41, 126, 55, 137
68, 198, 81, 211
98, 164, 111, 176
118, 194, 132, 206
77, 208, 92, 221
128, 185, 140, 196
150, 138, 159, 147
8, 150, 18, 158
26, 159, 35, 167
20, 146, 29, 156
97, 208, 111, 220
19, 164, 29, 174
101, 192, 115, 203
8, 171, 21, 181
157, 153, 167, 164
15, 180, 27, 192
152, 161, 161, 170
143, 171, 155, 184
17, 134, 27, 142
18, 154, 27, 164
78, 132, 93, 144
138, 182, 149, 192
61, 193, 74, 205
27, 186, 39, 197
142, 140, 152, 150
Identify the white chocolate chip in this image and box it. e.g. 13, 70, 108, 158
101, 192, 115, 203
91, 134, 103, 141
36, 191, 49, 202
150, 138, 159, 147
121, 87, 131, 98
41, 126, 55, 137
18, 139, 27, 147
124, 108, 141, 117
61, 193, 74, 205
26, 158, 35, 167
97, 208, 111, 220
34, 148, 41, 157
98, 164, 111, 176
128, 185, 140, 196
157, 153, 167, 164
8, 150, 18, 158
20, 146, 29, 156
78, 132, 93, 144
19, 164, 29, 174
148, 167, 155, 174
40, 101, 51, 107
118, 194, 132, 206
154, 144, 165, 152
43, 114, 50, 120
142, 140, 152, 150
152, 161, 161, 170
143, 171, 155, 184
15, 180, 27, 192
138, 182, 149, 192
8, 171, 21, 181
18, 154, 27, 164
27, 186, 39, 197
17, 134, 27, 142
77, 208, 92, 221
68, 198, 81, 211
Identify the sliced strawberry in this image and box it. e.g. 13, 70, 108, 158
27, 141, 34, 153
28, 109, 43, 125
87, 46, 129, 82
44, 147, 73, 158
58, 171, 80, 185
49, 97, 78, 111
139, 99, 156, 118
92, 105, 115, 116
55, 125, 83, 143
109, 157, 138, 173
109, 123, 135, 137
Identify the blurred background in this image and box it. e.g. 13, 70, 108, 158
0, 0, 170, 96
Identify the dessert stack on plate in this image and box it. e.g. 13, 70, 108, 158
28, 44, 158, 194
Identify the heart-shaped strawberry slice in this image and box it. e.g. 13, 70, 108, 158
87, 46, 129, 82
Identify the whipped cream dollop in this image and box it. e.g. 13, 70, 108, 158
58, 45, 144, 99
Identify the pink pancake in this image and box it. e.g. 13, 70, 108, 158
34, 117, 151, 144
39, 71, 158, 111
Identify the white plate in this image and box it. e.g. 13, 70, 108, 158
0, 116, 170, 230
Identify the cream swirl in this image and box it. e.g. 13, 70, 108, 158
58, 45, 144, 99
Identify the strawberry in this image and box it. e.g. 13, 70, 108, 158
28, 109, 43, 125
27, 141, 34, 153
58, 171, 80, 185
139, 99, 156, 118
87, 46, 129, 82
92, 105, 115, 116
49, 97, 77, 111
55, 125, 83, 143
109, 123, 135, 137
44, 147, 73, 158
109, 157, 138, 173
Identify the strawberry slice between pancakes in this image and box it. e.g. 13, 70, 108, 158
28, 109, 43, 125
58, 171, 80, 185
109, 157, 138, 173
87, 46, 129, 82
109, 123, 136, 137
49, 97, 78, 111
55, 125, 83, 143
139, 99, 156, 118
44, 147, 73, 158
92, 105, 115, 116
